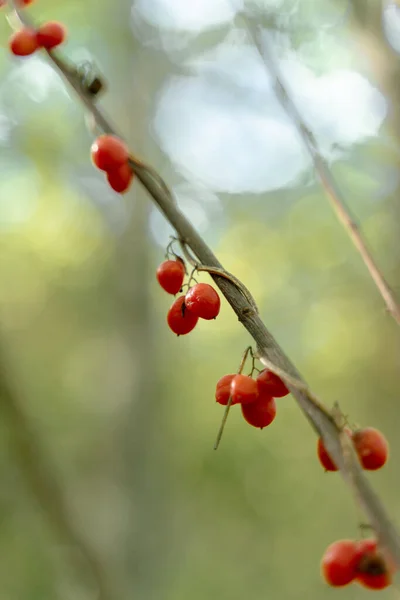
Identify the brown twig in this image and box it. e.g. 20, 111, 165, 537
6, 0, 400, 570
240, 17, 400, 326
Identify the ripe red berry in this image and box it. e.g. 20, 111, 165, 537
230, 374, 258, 405
241, 395, 276, 429
256, 369, 289, 398
352, 427, 389, 471
9, 27, 39, 56
356, 539, 392, 590
91, 135, 129, 172
317, 437, 338, 472
184, 283, 221, 320
215, 374, 236, 406
106, 163, 133, 194
157, 260, 185, 295
167, 296, 198, 336
37, 21, 67, 50
321, 540, 359, 587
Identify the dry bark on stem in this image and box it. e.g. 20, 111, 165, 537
7, 0, 400, 571
242, 18, 400, 326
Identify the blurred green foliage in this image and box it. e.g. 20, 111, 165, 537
0, 0, 399, 599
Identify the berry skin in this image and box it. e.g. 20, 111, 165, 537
215, 374, 236, 406
352, 427, 389, 471
106, 163, 133, 194
321, 540, 359, 587
167, 296, 198, 336
317, 437, 338, 472
241, 395, 276, 429
230, 374, 258, 405
256, 369, 289, 398
185, 283, 221, 320
356, 539, 392, 590
91, 135, 129, 172
9, 27, 39, 56
157, 260, 185, 295
37, 21, 67, 50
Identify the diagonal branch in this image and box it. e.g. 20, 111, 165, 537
242, 18, 400, 326
7, 0, 400, 571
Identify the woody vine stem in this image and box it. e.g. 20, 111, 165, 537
5, 0, 400, 583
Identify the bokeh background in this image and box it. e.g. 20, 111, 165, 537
0, 0, 399, 598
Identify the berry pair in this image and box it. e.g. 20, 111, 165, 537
9, 22, 66, 56
91, 135, 133, 194
157, 258, 221, 335
321, 537, 394, 589
215, 369, 289, 429
317, 427, 388, 472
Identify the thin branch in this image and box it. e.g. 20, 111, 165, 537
7, 0, 400, 570
242, 18, 400, 326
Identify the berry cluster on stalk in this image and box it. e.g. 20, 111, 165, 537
156, 247, 221, 336
5, 0, 66, 55
321, 537, 395, 590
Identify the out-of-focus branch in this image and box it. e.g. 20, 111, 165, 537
241, 17, 400, 326
6, 0, 400, 571
0, 347, 115, 600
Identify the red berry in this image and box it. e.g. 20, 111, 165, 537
91, 135, 129, 172
321, 540, 359, 587
167, 296, 198, 336
241, 395, 276, 429
185, 283, 220, 320
352, 427, 389, 471
106, 163, 133, 194
37, 21, 67, 50
156, 260, 185, 295
356, 539, 392, 590
9, 27, 39, 56
317, 437, 338, 472
215, 374, 236, 406
256, 369, 289, 397
230, 374, 258, 405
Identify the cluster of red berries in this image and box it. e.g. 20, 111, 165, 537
156, 257, 221, 335
321, 537, 395, 589
216, 368, 289, 429
91, 135, 134, 194
5, 0, 66, 57
317, 427, 388, 472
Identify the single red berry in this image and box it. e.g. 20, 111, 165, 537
91, 135, 129, 172
37, 21, 67, 50
241, 394, 276, 429
317, 438, 338, 472
9, 27, 39, 56
106, 163, 133, 194
321, 540, 359, 587
230, 374, 258, 405
184, 283, 221, 320
156, 260, 185, 295
352, 427, 389, 471
215, 374, 236, 406
167, 296, 198, 336
256, 369, 289, 398
356, 539, 392, 590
